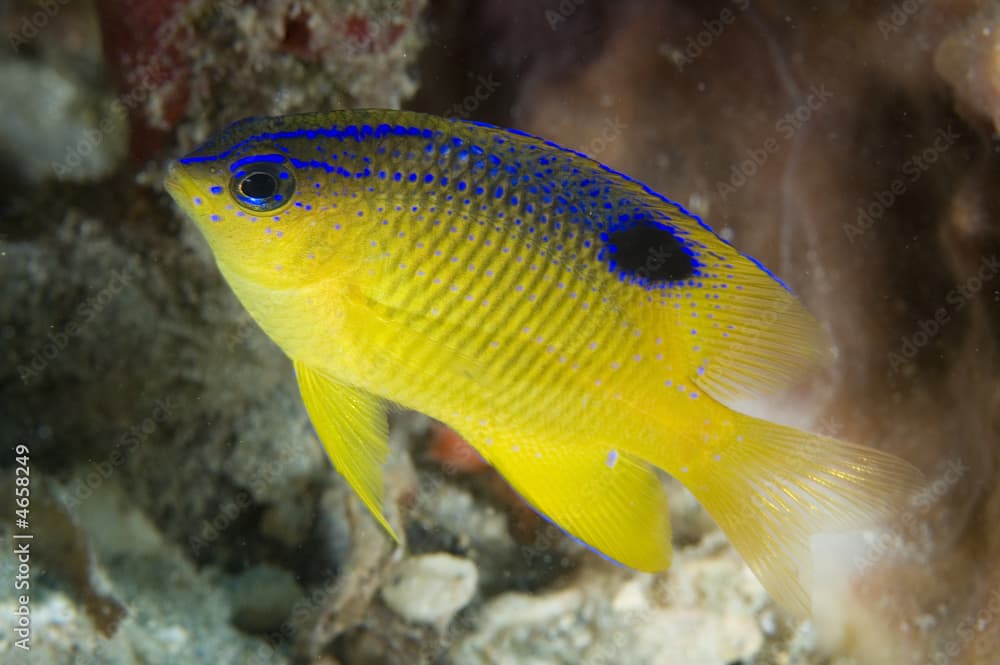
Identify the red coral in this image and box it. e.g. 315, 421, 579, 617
427, 422, 490, 473
279, 8, 314, 59
95, 0, 193, 161
345, 14, 371, 45
426, 423, 542, 543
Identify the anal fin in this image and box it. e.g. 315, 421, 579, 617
480, 438, 672, 572
294, 360, 399, 541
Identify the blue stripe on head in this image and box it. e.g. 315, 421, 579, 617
228, 153, 286, 173
179, 118, 446, 166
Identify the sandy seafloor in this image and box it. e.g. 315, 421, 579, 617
1, 1, 999, 664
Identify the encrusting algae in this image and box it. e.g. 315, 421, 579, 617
165, 108, 922, 616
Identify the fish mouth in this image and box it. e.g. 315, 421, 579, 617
163, 161, 206, 218
163, 161, 211, 230
163, 161, 186, 203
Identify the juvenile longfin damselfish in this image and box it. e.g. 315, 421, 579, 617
165, 109, 921, 616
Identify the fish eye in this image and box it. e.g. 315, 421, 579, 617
229, 159, 296, 213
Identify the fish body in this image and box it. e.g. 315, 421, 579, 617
166, 109, 919, 615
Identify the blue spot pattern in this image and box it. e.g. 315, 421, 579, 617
179, 111, 792, 297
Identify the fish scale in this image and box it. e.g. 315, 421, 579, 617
166, 109, 921, 616
348, 135, 632, 426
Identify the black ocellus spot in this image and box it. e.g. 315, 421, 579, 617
607, 224, 695, 282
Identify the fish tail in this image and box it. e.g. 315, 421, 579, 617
667, 412, 922, 616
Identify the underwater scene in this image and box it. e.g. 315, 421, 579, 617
2, 1, 999, 664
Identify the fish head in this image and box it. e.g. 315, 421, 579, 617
165, 114, 372, 291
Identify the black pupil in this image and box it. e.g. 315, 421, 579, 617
240, 171, 278, 200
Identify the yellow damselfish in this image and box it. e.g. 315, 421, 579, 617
165, 109, 920, 615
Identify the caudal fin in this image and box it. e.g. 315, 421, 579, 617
679, 413, 922, 616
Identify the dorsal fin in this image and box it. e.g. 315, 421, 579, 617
587, 165, 829, 403
450, 118, 829, 401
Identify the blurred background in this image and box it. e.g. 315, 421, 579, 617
0, 0, 998, 663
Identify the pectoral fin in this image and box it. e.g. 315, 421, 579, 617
294, 360, 399, 542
